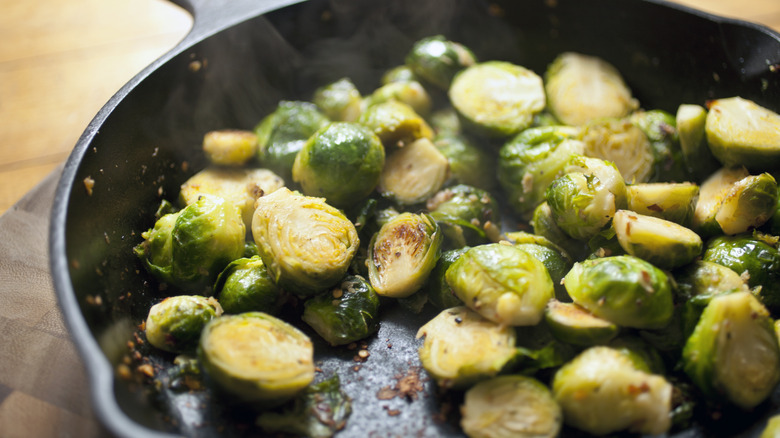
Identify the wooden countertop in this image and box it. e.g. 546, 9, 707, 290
0, 1, 778, 437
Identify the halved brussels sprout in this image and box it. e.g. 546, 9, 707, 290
626, 182, 699, 226
368, 212, 442, 298
198, 312, 315, 404
252, 188, 359, 297
213, 256, 285, 315
693, 166, 778, 236
255, 100, 330, 182
565, 154, 629, 209
364, 80, 432, 117
629, 109, 690, 183
302, 275, 380, 346
377, 137, 449, 205
445, 243, 554, 326
578, 118, 655, 184
676, 103, 720, 182
682, 291, 780, 409
312, 77, 362, 122
424, 246, 468, 310
179, 166, 285, 229
171, 194, 246, 293
405, 35, 477, 90
505, 231, 574, 302
498, 125, 584, 220
612, 209, 702, 269
416, 306, 517, 389
563, 255, 674, 329
674, 260, 750, 303
544, 299, 619, 347
544, 52, 638, 126
145, 295, 222, 353
202, 129, 258, 166
705, 97, 780, 171
358, 100, 433, 148
449, 61, 546, 137
552, 346, 673, 436
426, 184, 502, 249
292, 122, 385, 209
460, 375, 562, 438
134, 210, 181, 284
434, 133, 496, 191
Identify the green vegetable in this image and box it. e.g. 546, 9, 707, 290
358, 100, 433, 148
312, 77, 362, 122
302, 275, 380, 346
424, 247, 468, 310
145, 295, 222, 353
134, 210, 180, 285
202, 129, 258, 166
405, 35, 477, 90
505, 231, 574, 302
198, 312, 315, 404
626, 182, 699, 226
544, 299, 619, 347
426, 184, 502, 249
363, 80, 432, 117
676, 103, 720, 181
530, 201, 588, 261
434, 133, 496, 191
629, 109, 689, 183
213, 256, 285, 315
381, 65, 418, 85
377, 137, 449, 205
578, 118, 655, 184
761, 415, 780, 438
612, 209, 702, 269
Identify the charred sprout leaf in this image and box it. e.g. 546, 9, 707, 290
416, 306, 517, 389
202, 129, 257, 166
252, 188, 359, 297
302, 275, 380, 346
460, 375, 562, 438
358, 100, 433, 148
312, 77, 362, 122
612, 209, 702, 269
544, 52, 638, 126
292, 122, 385, 209
424, 247, 469, 310
255, 100, 330, 182
364, 80, 432, 117
179, 166, 284, 229
198, 312, 315, 405
449, 61, 546, 137
682, 291, 780, 409
368, 212, 442, 298
445, 243, 554, 326
171, 194, 246, 293
552, 346, 673, 436
629, 109, 690, 183
578, 118, 655, 184
677, 103, 720, 181
256, 375, 351, 438
426, 184, 502, 249
134, 211, 181, 285
377, 137, 449, 205
145, 295, 221, 353
564, 255, 674, 329
434, 133, 496, 191
544, 299, 619, 347
626, 182, 699, 227
405, 35, 477, 90
705, 96, 780, 171
498, 125, 584, 220
213, 256, 285, 315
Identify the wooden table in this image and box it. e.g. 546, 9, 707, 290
0, 0, 778, 437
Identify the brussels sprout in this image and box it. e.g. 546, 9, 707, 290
256, 375, 351, 438
428, 106, 462, 137
563, 255, 674, 329
179, 166, 285, 229
377, 137, 449, 205
545, 171, 618, 241
416, 306, 517, 389
255, 100, 330, 181
145, 295, 222, 353
565, 154, 629, 208
424, 247, 468, 310
252, 188, 359, 297
364, 80, 432, 117
682, 291, 780, 409
498, 125, 585, 220
445, 243, 554, 326
505, 231, 574, 301
606, 335, 667, 375
213, 256, 285, 315
544, 52, 638, 126
368, 212, 442, 298
460, 375, 562, 438
612, 209, 702, 269
693, 166, 778, 236
676, 103, 720, 182
629, 109, 690, 183
544, 299, 619, 347
292, 122, 385, 209
202, 129, 258, 166
434, 133, 496, 191
170, 194, 246, 292
552, 346, 673, 436
134, 210, 181, 284
381, 64, 418, 85
626, 182, 699, 226
358, 100, 433, 148
302, 275, 380, 346
705, 97, 780, 171
312, 77, 362, 122
405, 35, 477, 90
530, 201, 588, 261
703, 233, 780, 312
578, 118, 655, 184
760, 415, 780, 438
765, 184, 780, 235
674, 260, 750, 303
426, 184, 501, 249
449, 61, 546, 137
198, 312, 315, 404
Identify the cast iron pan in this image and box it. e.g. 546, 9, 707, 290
50, 0, 780, 436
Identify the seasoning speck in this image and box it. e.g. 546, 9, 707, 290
83, 177, 95, 196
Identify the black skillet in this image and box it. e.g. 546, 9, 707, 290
50, 0, 780, 436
